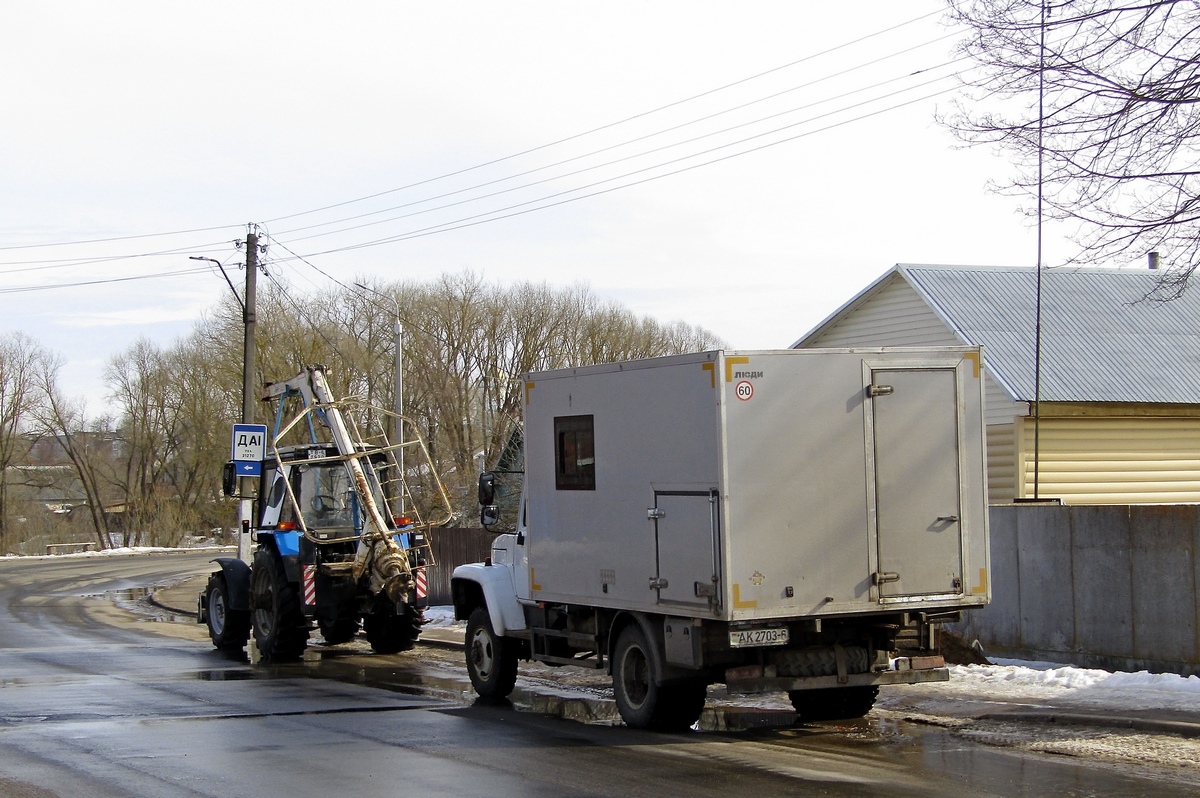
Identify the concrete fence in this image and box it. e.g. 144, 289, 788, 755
955, 504, 1200, 676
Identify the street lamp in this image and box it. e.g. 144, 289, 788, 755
355, 283, 405, 510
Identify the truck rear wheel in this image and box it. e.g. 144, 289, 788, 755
363, 604, 423, 654
789, 685, 879, 722
612, 624, 705, 731
466, 607, 518, 699
250, 548, 309, 661
205, 573, 249, 652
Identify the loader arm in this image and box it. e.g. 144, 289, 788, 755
262, 366, 423, 605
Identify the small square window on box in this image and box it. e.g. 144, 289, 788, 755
554, 414, 595, 490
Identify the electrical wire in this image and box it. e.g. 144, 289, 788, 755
270, 41, 970, 239
261, 8, 951, 226
274, 66, 964, 245
0, 10, 965, 285
0, 266, 213, 294
281, 83, 958, 257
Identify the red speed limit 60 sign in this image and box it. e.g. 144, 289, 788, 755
734, 380, 754, 401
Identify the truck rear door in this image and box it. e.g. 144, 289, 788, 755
651, 489, 720, 609
868, 367, 964, 600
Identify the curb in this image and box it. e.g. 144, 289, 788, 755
978, 710, 1200, 738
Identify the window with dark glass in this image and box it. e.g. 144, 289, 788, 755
554, 415, 595, 490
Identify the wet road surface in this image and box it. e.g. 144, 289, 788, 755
1, 552, 1196, 797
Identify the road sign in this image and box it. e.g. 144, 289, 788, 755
235, 459, 262, 477
231, 423, 267, 462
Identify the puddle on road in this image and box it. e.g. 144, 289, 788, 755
102, 587, 194, 624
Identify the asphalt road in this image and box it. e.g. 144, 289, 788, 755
0, 551, 1196, 797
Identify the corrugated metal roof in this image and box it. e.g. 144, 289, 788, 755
898, 265, 1200, 404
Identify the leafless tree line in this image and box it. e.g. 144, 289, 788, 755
0, 274, 721, 553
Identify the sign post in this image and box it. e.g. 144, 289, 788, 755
231, 423, 267, 476
231, 424, 267, 560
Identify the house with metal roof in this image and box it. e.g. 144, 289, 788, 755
792, 264, 1200, 504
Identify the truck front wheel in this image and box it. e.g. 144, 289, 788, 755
612, 624, 705, 731
466, 607, 518, 699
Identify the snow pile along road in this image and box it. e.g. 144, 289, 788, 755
947, 660, 1200, 714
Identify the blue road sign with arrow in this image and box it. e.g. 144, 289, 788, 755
231, 423, 267, 477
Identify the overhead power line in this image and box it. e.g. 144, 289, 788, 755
0, 266, 213, 295
0, 10, 965, 287
261, 8, 950, 227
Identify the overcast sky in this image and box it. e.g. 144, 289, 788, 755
1, 2, 1079, 410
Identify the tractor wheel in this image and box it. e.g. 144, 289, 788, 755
318, 613, 360, 646
363, 603, 424, 654
465, 607, 518, 699
250, 548, 308, 661
204, 573, 249, 652
612, 624, 704, 732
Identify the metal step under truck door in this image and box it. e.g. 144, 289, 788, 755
868, 368, 964, 601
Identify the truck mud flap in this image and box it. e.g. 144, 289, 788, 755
725, 666, 949, 695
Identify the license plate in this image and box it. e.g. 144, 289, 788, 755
729, 627, 789, 648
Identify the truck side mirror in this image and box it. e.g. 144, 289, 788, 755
480, 504, 500, 529
478, 472, 496, 505
222, 461, 237, 497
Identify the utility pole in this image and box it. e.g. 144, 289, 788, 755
242, 229, 258, 425
238, 227, 259, 562
353, 283, 406, 512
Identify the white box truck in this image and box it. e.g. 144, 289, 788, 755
452, 348, 990, 730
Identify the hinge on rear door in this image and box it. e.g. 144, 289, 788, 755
867, 384, 895, 397
871, 571, 900, 586
647, 508, 666, 520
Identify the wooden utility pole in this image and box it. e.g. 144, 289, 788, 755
242, 228, 258, 425
238, 227, 259, 562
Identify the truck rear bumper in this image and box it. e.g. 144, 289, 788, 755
725, 666, 949, 695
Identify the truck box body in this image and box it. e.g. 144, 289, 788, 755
521, 347, 990, 622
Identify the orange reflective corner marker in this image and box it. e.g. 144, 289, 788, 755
524, 381, 535, 405
963, 351, 981, 378
732, 583, 758, 609
724, 356, 750, 383
531, 568, 542, 592
702, 362, 716, 388
971, 567, 987, 595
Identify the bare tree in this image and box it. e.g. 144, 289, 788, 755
0, 332, 49, 551
30, 353, 118, 549
945, 0, 1200, 292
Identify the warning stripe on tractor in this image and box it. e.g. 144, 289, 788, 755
415, 567, 427, 601
303, 564, 316, 606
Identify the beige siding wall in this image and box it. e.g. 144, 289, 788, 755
984, 379, 1024, 428
802, 276, 1022, 426
806, 277, 960, 348
1015, 416, 1200, 503
986, 423, 1017, 503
